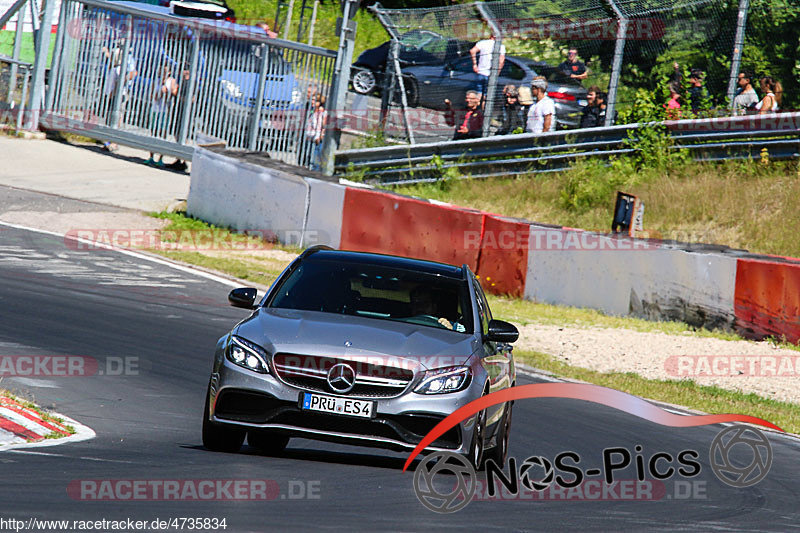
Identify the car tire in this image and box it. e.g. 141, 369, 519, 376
247, 430, 289, 455
352, 68, 377, 95
482, 401, 512, 468
467, 408, 487, 470
202, 390, 246, 453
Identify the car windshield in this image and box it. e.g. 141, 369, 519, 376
269, 258, 474, 334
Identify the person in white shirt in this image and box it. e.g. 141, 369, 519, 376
526, 77, 555, 134
470, 35, 505, 102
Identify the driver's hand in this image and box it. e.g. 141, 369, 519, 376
438, 317, 453, 330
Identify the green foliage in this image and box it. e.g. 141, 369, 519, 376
559, 159, 630, 212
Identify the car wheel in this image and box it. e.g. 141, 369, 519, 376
202, 389, 245, 453
467, 408, 486, 470
247, 430, 289, 455
352, 69, 377, 95
482, 401, 512, 468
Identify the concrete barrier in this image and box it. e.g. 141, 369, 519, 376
188, 147, 800, 343
187, 147, 343, 247
524, 227, 738, 331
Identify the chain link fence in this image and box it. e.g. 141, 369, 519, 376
362, 0, 754, 145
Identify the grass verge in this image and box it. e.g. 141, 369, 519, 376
517, 350, 800, 435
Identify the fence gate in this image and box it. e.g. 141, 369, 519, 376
41, 0, 337, 169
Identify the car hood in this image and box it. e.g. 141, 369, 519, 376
234, 308, 479, 370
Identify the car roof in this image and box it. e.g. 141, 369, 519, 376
304, 248, 465, 279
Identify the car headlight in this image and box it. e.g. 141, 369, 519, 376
414, 366, 471, 394
291, 87, 301, 104
226, 336, 269, 374
221, 79, 243, 99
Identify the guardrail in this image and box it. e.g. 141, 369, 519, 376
334, 112, 800, 184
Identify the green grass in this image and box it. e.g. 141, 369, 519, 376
0, 390, 76, 437
0, 29, 56, 67
518, 350, 800, 435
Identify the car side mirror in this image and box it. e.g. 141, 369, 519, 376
486, 319, 519, 343
228, 287, 258, 309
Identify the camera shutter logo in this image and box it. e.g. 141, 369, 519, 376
519, 456, 555, 491
413, 451, 476, 513
710, 425, 772, 488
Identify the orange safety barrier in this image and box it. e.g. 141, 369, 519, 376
475, 216, 529, 297
734, 258, 800, 343
340, 187, 483, 269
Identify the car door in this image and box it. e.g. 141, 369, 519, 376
471, 275, 512, 428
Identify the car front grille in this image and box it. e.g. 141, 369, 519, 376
272, 353, 415, 398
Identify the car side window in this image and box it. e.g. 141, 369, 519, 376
452, 58, 474, 73
472, 276, 491, 336
500, 61, 525, 80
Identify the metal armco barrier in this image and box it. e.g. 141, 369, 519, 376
334, 112, 800, 184
43, 0, 337, 168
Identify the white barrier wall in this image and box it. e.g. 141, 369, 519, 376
188, 148, 343, 247
523, 226, 738, 330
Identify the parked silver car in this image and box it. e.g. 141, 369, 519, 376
202, 246, 518, 468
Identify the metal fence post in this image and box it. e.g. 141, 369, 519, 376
177, 37, 200, 145
476, 1, 501, 138
109, 15, 133, 131
0, 0, 28, 28
247, 44, 271, 151
321, 0, 358, 175
378, 37, 397, 134
372, 5, 414, 144
727, 0, 750, 111
604, 0, 627, 127
7, 2, 26, 104
25, 0, 56, 130
45, 0, 69, 114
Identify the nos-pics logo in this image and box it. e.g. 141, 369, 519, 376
413, 425, 773, 514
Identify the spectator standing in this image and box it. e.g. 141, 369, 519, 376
497, 85, 526, 135
305, 94, 328, 171
733, 70, 759, 115
470, 35, 505, 102
580, 85, 602, 128
147, 63, 178, 167
444, 91, 484, 140
687, 69, 706, 114
595, 90, 607, 125
558, 48, 589, 81
665, 81, 681, 119
169, 62, 193, 171
101, 38, 137, 152
526, 77, 555, 134
755, 76, 782, 114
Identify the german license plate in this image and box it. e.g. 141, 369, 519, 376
301, 393, 374, 418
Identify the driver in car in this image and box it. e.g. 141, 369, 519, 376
410, 289, 465, 332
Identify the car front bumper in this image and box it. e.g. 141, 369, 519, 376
208, 359, 483, 455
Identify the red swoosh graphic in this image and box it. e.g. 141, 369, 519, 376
403, 383, 783, 471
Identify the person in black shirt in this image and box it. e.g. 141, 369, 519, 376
580, 86, 601, 128
688, 69, 706, 114
496, 85, 526, 135
558, 48, 588, 81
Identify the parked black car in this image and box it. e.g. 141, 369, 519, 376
350, 30, 473, 96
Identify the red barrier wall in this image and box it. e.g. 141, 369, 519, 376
475, 216, 529, 298
734, 258, 800, 343
340, 187, 483, 269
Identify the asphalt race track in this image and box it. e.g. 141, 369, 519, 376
1, 225, 798, 531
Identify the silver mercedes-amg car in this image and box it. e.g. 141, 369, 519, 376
202, 246, 518, 467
